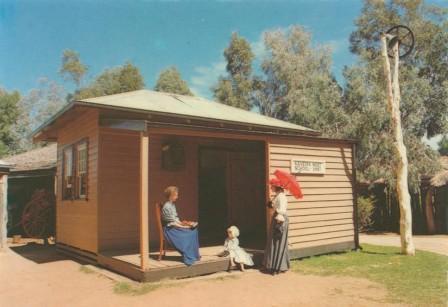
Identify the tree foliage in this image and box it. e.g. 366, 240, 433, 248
213, 33, 254, 110
343, 0, 446, 190
154, 66, 193, 95
253, 26, 349, 137
0, 88, 21, 156
59, 49, 88, 88
438, 135, 448, 156
73, 62, 144, 100
7, 79, 67, 154
349, 0, 448, 138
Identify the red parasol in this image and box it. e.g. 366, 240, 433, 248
273, 169, 303, 199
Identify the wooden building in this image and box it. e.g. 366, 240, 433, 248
4, 144, 57, 236
33, 90, 358, 281
0, 160, 13, 251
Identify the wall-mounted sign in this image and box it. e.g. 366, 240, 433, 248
291, 159, 326, 174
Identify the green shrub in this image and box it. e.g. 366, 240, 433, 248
357, 196, 375, 231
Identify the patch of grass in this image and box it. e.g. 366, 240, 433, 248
113, 281, 162, 296
79, 265, 95, 274
291, 244, 448, 306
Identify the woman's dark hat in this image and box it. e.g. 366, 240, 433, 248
269, 178, 284, 188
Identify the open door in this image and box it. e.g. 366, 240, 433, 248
227, 151, 266, 248
198, 147, 265, 248
198, 149, 228, 245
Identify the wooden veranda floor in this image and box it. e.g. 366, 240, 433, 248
104, 246, 227, 269
97, 246, 264, 282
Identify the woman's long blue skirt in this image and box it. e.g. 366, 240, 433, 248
163, 227, 200, 266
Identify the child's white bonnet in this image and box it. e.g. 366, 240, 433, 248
228, 225, 240, 237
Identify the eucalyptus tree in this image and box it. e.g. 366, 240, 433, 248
438, 135, 448, 156
253, 26, 348, 138
343, 0, 446, 190
73, 62, 144, 100
214, 32, 254, 110
0, 88, 21, 156
154, 66, 193, 95
59, 49, 88, 88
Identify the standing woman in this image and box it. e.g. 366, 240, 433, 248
263, 178, 290, 275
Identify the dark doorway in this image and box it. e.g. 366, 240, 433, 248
198, 144, 266, 248
7, 174, 56, 236
198, 149, 228, 245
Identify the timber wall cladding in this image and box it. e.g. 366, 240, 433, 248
97, 132, 202, 251
98, 132, 266, 251
268, 138, 355, 250
56, 109, 99, 253
147, 134, 199, 247
98, 128, 140, 251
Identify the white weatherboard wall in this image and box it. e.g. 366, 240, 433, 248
268, 137, 356, 253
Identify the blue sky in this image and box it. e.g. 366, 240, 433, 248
1, 0, 363, 98
2, 0, 445, 147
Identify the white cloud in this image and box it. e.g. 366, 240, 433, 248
190, 61, 226, 98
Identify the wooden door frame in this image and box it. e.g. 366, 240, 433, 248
197, 142, 267, 245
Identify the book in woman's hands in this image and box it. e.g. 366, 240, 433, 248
181, 220, 198, 228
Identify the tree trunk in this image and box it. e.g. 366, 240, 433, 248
425, 187, 436, 234
0, 174, 8, 252
381, 34, 415, 255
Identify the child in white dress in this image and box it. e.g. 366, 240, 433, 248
224, 225, 254, 272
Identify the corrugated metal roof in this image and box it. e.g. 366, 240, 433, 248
78, 89, 317, 133
3, 144, 57, 172
0, 159, 14, 170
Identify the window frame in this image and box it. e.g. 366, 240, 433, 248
62, 144, 74, 200
75, 139, 89, 200
61, 138, 89, 201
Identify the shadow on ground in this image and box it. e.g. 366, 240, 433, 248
9, 242, 86, 265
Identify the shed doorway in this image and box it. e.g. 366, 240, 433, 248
198, 145, 266, 248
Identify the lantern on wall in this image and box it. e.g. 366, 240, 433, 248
161, 140, 185, 171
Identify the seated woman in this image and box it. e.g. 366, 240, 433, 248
161, 186, 200, 266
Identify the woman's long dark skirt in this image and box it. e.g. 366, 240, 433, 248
263, 215, 290, 273
163, 226, 200, 266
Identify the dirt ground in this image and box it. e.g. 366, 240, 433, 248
0, 242, 402, 307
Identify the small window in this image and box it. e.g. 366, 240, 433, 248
63, 146, 74, 200
76, 141, 88, 199
61, 139, 89, 201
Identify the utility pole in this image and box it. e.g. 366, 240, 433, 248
380, 26, 415, 255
